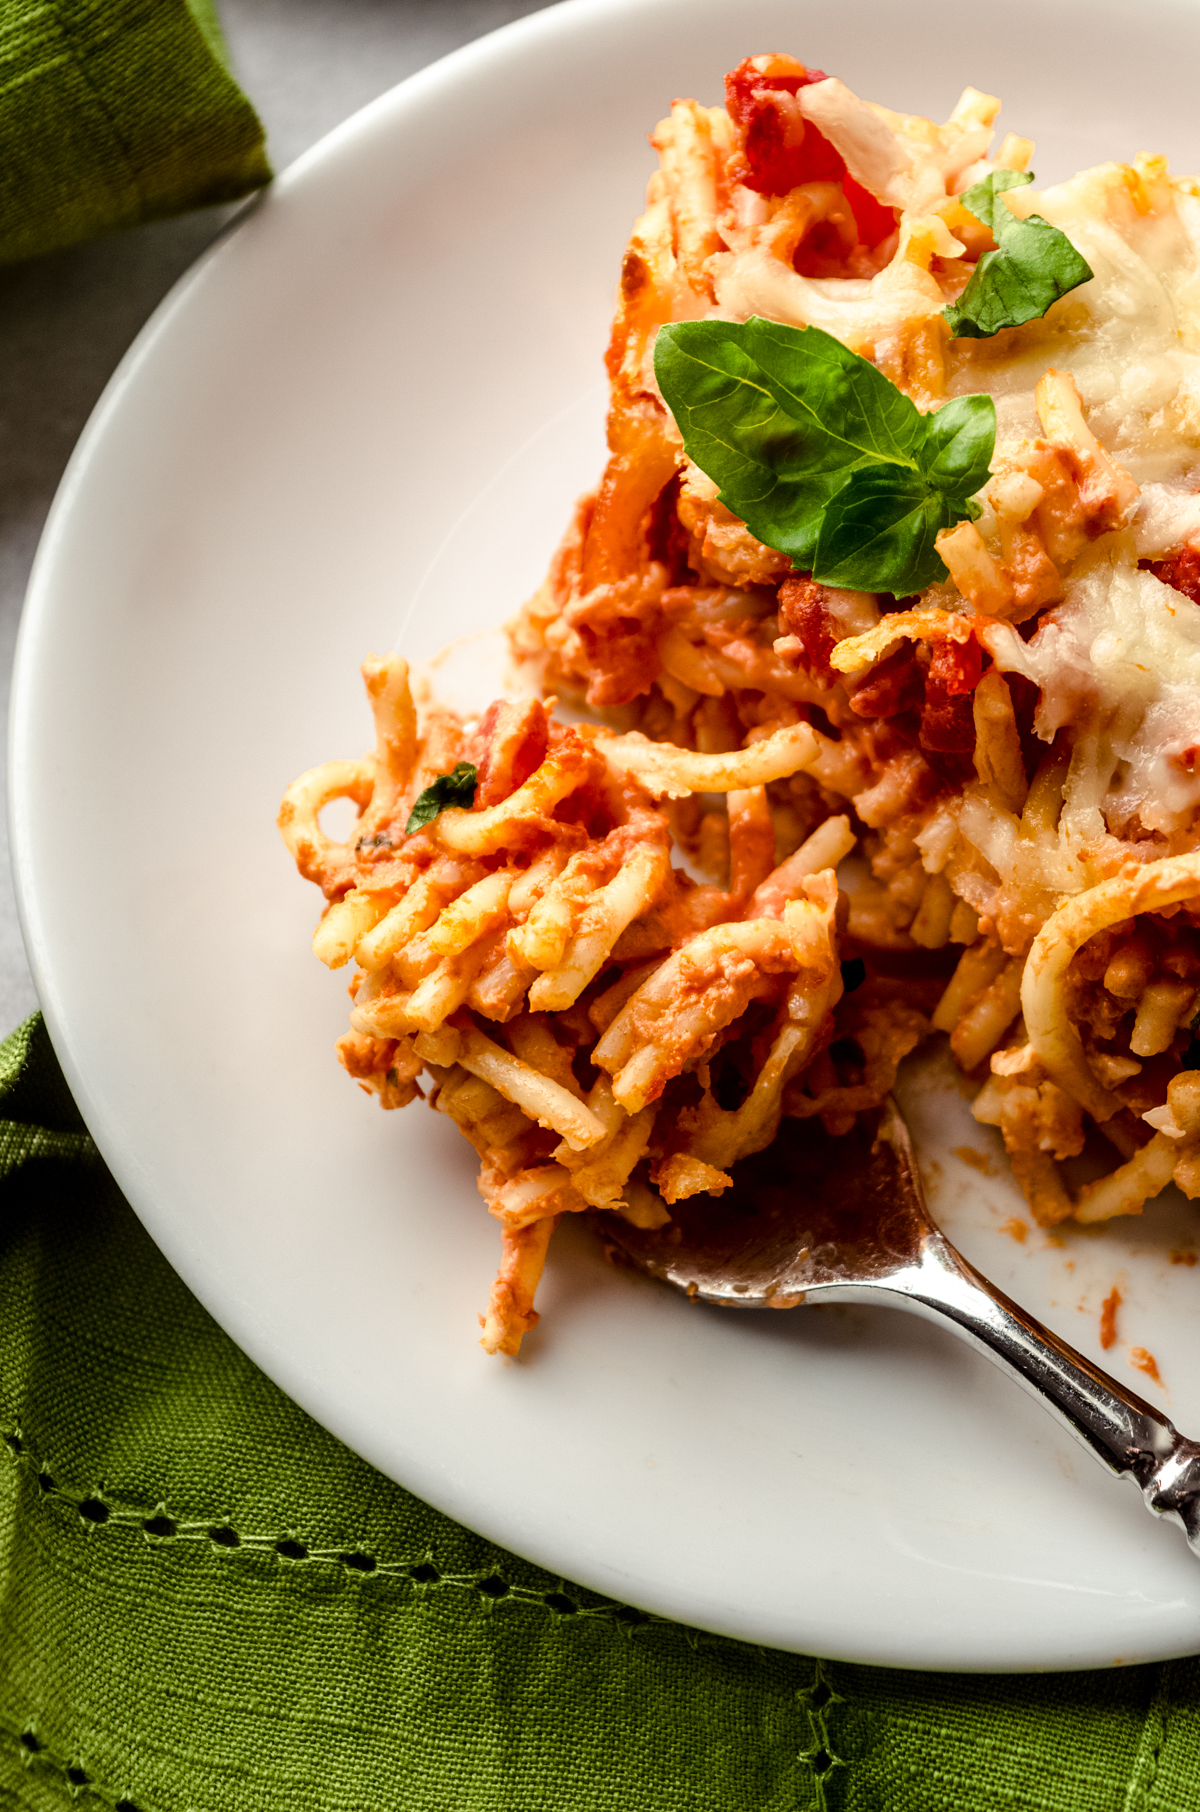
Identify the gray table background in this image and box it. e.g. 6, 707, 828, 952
0, 0, 550, 1033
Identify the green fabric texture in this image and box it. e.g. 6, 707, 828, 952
1, 1012, 1200, 1811
0, 0, 269, 266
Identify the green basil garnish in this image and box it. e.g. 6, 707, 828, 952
654, 317, 994, 593
943, 170, 1093, 340
405, 762, 478, 832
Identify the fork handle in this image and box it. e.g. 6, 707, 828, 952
881, 1232, 1200, 1551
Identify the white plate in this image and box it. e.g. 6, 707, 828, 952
14, 0, 1200, 1671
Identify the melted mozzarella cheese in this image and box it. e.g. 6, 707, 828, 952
991, 552, 1200, 833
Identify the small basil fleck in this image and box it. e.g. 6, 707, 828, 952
943, 170, 1093, 340
405, 762, 478, 833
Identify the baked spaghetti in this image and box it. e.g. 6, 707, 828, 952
284, 58, 1200, 1350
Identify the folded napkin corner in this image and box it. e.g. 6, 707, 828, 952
0, 0, 271, 266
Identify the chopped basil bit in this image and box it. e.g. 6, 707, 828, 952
943, 170, 1093, 340
405, 762, 478, 832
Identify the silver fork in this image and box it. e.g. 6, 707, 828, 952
594, 1101, 1200, 1556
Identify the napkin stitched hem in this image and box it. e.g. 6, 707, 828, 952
2, 1423, 671, 1638
0, 1719, 133, 1812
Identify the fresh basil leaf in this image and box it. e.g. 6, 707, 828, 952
944, 170, 1093, 340
654, 321, 873, 564
405, 762, 477, 832
920, 393, 995, 500
814, 466, 958, 592
740, 317, 925, 468
655, 319, 935, 565
654, 317, 996, 595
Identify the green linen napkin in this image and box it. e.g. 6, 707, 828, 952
2, 1011, 1200, 1812
0, 0, 269, 266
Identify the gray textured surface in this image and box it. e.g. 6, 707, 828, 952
0, 0, 550, 1033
